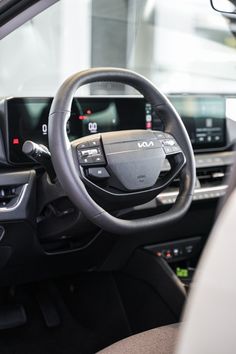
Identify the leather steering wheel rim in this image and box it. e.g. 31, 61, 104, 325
48, 67, 196, 235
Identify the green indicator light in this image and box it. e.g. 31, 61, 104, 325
176, 267, 189, 278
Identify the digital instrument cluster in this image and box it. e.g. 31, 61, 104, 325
2, 95, 227, 164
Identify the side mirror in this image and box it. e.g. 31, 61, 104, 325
211, 0, 236, 13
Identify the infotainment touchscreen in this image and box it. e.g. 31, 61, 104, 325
6, 95, 226, 164
169, 95, 226, 149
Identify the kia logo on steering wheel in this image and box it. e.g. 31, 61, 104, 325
137, 141, 154, 148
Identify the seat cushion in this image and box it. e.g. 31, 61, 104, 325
97, 323, 179, 354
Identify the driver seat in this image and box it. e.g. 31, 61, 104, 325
97, 323, 179, 354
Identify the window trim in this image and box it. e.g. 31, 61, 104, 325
0, 0, 58, 40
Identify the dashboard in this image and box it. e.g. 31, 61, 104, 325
0, 94, 233, 165
0, 93, 235, 284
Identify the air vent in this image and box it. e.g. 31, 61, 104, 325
197, 166, 229, 186
159, 165, 230, 190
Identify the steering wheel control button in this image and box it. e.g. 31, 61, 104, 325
93, 155, 105, 164
159, 136, 181, 155
163, 145, 181, 154
77, 140, 106, 166
77, 142, 90, 149
162, 139, 175, 147
163, 146, 173, 154
163, 132, 173, 139
78, 155, 94, 165
153, 131, 182, 155
172, 146, 181, 153
88, 139, 100, 147
81, 148, 99, 157
155, 133, 166, 139
87, 167, 110, 179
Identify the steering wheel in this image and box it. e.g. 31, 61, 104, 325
48, 68, 195, 235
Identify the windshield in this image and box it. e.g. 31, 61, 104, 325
0, 0, 236, 96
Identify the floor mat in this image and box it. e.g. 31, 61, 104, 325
0, 273, 131, 354
0, 272, 175, 354
0, 284, 91, 354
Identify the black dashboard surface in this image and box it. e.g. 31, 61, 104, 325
0, 94, 231, 164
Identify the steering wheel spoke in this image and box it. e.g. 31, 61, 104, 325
157, 151, 186, 190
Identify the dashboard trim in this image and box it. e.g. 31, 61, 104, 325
158, 184, 228, 205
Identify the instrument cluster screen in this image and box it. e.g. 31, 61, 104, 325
7, 98, 158, 164
6, 96, 226, 164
